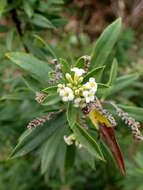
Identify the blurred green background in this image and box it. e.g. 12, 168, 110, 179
0, 0, 143, 189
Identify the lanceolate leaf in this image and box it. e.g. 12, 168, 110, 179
22, 75, 42, 92
67, 102, 78, 128
101, 59, 118, 99
23, 1, 33, 18
82, 66, 105, 83
110, 73, 139, 95
6, 52, 52, 84
75, 56, 86, 68
64, 144, 76, 171
107, 58, 118, 86
42, 86, 57, 94
73, 124, 104, 161
6, 28, 15, 51
41, 93, 61, 106
90, 18, 121, 69
99, 123, 126, 176
31, 13, 55, 28
98, 83, 109, 89
41, 125, 65, 174
34, 34, 58, 59
88, 108, 125, 174
10, 113, 66, 158
60, 58, 71, 75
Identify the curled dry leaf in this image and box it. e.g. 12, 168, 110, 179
99, 123, 126, 176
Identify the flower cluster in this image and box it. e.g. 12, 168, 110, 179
57, 67, 98, 108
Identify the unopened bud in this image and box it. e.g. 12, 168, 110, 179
75, 89, 80, 95
78, 77, 83, 83
74, 73, 79, 81
65, 73, 73, 84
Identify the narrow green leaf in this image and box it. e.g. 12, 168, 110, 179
6, 52, 52, 84
52, 18, 67, 27
0, 92, 32, 101
67, 102, 78, 128
0, 0, 7, 18
108, 58, 118, 85
110, 73, 139, 95
34, 34, 58, 59
23, 1, 33, 18
72, 124, 105, 161
75, 56, 86, 68
90, 18, 121, 69
60, 58, 70, 75
101, 59, 118, 99
31, 13, 54, 28
64, 145, 76, 171
83, 66, 105, 83
22, 75, 42, 92
10, 113, 66, 158
98, 83, 109, 89
42, 93, 61, 106
42, 86, 57, 94
41, 126, 65, 174
6, 28, 15, 51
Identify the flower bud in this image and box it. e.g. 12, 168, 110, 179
65, 73, 73, 84
74, 73, 79, 81
78, 77, 83, 83
75, 89, 80, 95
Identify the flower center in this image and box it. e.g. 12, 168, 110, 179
65, 92, 69, 97
90, 82, 95, 88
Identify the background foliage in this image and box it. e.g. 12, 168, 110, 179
0, 0, 143, 190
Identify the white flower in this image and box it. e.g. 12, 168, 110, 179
71, 67, 85, 77
62, 87, 74, 102
64, 136, 73, 145
83, 90, 95, 103
85, 77, 97, 92
64, 134, 75, 145
57, 84, 66, 96
74, 97, 82, 107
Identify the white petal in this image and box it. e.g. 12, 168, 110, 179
80, 69, 85, 74
68, 93, 74, 101
90, 95, 95, 101
91, 87, 97, 93
59, 89, 65, 96
64, 136, 73, 145
83, 91, 89, 97
78, 69, 85, 76
71, 67, 85, 77
85, 82, 90, 89
85, 97, 90, 103
74, 98, 81, 103
89, 77, 95, 82
66, 87, 73, 93
62, 96, 68, 102
71, 67, 78, 72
